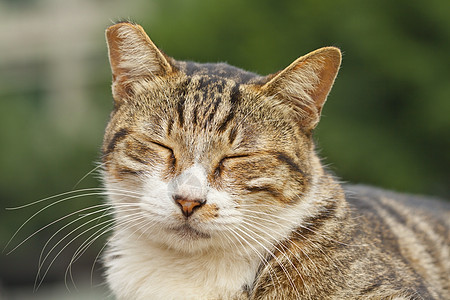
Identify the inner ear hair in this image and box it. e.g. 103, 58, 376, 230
260, 47, 341, 130
105, 22, 176, 102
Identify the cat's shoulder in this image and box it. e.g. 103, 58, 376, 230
343, 184, 450, 223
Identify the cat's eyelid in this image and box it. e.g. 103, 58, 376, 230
131, 136, 173, 152
223, 154, 251, 160
150, 141, 173, 152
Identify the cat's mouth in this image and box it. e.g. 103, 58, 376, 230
170, 224, 211, 239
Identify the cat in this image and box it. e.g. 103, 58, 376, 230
102, 22, 450, 300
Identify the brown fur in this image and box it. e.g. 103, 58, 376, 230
102, 22, 450, 299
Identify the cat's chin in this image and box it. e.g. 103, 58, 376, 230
169, 224, 211, 240
163, 230, 216, 254
134, 222, 217, 253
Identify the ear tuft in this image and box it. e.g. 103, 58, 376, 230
260, 47, 341, 130
105, 22, 175, 101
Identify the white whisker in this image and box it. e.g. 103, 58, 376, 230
65, 213, 149, 290
224, 225, 281, 292
72, 162, 107, 189
5, 191, 142, 254
34, 216, 120, 291
39, 204, 139, 274
237, 222, 301, 298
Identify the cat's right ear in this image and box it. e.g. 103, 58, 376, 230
105, 22, 175, 102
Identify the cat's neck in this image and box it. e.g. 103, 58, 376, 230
105, 233, 260, 299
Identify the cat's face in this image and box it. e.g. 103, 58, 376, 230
102, 22, 340, 253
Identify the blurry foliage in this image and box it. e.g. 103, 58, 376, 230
0, 0, 449, 287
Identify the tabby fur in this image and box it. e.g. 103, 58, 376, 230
102, 22, 450, 300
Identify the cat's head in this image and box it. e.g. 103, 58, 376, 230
102, 22, 341, 253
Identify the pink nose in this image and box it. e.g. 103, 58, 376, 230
174, 196, 205, 217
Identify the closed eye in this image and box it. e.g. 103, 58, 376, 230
223, 154, 251, 160
150, 141, 173, 152
131, 134, 172, 152
214, 154, 251, 177
150, 141, 176, 167
131, 137, 176, 167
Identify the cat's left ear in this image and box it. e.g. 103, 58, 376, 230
259, 47, 341, 131
105, 22, 176, 101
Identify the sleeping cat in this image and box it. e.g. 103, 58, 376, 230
102, 22, 450, 299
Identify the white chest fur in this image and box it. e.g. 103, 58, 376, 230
105, 236, 260, 300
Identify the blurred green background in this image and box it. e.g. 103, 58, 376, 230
1, 0, 449, 298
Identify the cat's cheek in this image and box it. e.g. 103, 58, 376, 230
141, 177, 175, 204
206, 189, 234, 210
201, 189, 243, 228
103, 177, 142, 206
197, 204, 220, 222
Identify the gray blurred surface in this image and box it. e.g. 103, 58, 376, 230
2, 281, 111, 300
